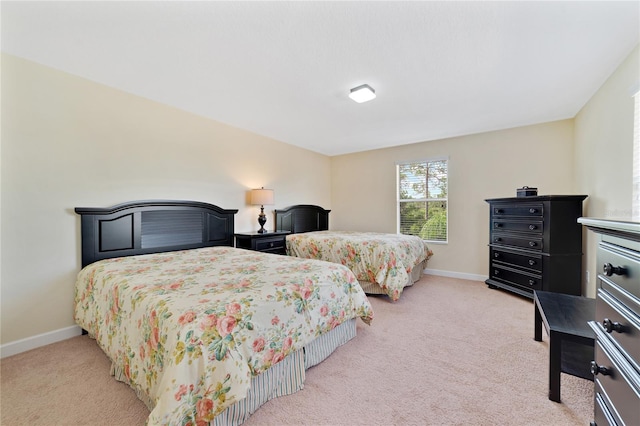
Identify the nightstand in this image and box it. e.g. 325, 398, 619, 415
234, 231, 290, 255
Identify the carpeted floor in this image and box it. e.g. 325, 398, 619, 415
1, 276, 593, 425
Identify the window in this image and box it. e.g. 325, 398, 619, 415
397, 158, 448, 242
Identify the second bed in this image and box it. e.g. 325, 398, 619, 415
275, 205, 433, 301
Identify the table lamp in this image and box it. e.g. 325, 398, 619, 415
250, 187, 274, 233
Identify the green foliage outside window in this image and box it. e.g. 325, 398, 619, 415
398, 160, 448, 242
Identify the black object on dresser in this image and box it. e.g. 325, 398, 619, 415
486, 195, 587, 298
235, 231, 290, 255
578, 218, 640, 426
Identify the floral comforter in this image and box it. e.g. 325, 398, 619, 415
74, 246, 373, 425
286, 231, 433, 301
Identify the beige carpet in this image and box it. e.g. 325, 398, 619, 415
1, 276, 593, 425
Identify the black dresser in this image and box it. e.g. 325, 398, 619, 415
579, 218, 640, 426
485, 195, 587, 298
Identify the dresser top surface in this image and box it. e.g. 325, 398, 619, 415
486, 195, 588, 203
578, 217, 640, 240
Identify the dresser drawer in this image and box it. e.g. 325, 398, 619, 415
492, 219, 543, 235
491, 264, 542, 292
491, 203, 543, 217
255, 237, 285, 252
491, 233, 543, 251
594, 381, 621, 426
595, 289, 640, 373
491, 248, 542, 273
598, 242, 640, 301
591, 329, 640, 426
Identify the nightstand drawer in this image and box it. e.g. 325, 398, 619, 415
255, 237, 285, 252
235, 231, 290, 255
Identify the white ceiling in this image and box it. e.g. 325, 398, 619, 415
2, 1, 639, 156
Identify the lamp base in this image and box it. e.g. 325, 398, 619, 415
257, 207, 267, 233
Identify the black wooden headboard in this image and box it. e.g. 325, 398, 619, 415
75, 200, 238, 268
274, 205, 330, 234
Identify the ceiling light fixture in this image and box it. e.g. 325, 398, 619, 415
349, 84, 376, 103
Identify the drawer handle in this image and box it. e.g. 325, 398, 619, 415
603, 263, 626, 277
494, 269, 500, 275
529, 208, 537, 214
270, 242, 274, 247
590, 361, 611, 376
602, 318, 625, 334
528, 260, 536, 266
494, 237, 501, 242
528, 279, 536, 286
494, 223, 502, 228
529, 241, 537, 247
494, 253, 500, 258
528, 224, 537, 230
494, 208, 503, 214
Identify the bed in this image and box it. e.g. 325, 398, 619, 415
274, 204, 433, 301
74, 200, 373, 426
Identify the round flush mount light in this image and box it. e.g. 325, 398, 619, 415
349, 84, 376, 103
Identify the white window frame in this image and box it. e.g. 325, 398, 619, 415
396, 156, 449, 243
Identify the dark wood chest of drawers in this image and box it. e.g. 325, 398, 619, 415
485, 195, 587, 298
579, 218, 640, 426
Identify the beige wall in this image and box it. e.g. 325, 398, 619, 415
2, 43, 638, 350
574, 44, 639, 297
331, 120, 577, 278
330, 43, 639, 293
0, 54, 331, 345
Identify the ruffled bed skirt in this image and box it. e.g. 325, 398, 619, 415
111, 318, 358, 426
358, 259, 427, 295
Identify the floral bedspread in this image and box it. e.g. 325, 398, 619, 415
286, 231, 433, 301
74, 246, 373, 425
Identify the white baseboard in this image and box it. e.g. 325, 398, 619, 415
424, 268, 488, 282
1, 325, 82, 359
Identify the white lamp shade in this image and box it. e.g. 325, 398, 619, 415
349, 84, 376, 103
250, 188, 274, 205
